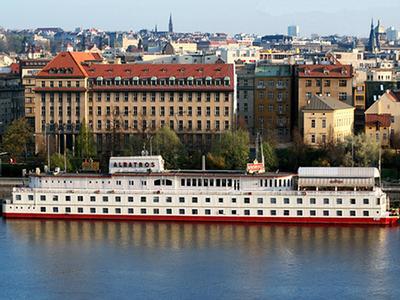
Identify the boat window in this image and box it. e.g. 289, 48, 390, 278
216, 179, 221, 187
186, 178, 191, 186
154, 179, 161, 186
204, 179, 208, 186
192, 179, 197, 186
181, 179, 185, 186
210, 179, 214, 187
228, 179, 232, 187
165, 179, 172, 186
222, 179, 226, 187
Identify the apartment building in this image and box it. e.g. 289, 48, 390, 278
303, 95, 354, 146
364, 90, 400, 147
294, 64, 353, 132
20, 59, 51, 128
236, 64, 255, 136
34, 52, 236, 154
254, 65, 292, 144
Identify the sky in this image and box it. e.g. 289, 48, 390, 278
2, 0, 400, 37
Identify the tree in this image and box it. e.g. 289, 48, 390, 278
1, 118, 33, 160
153, 127, 186, 169
208, 129, 250, 170
50, 153, 73, 172
121, 135, 146, 156
75, 121, 96, 159
262, 141, 278, 171
342, 133, 380, 167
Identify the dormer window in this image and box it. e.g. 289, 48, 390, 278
169, 76, 176, 85
151, 76, 158, 85
323, 68, 330, 75
96, 77, 103, 85
206, 76, 212, 85
187, 76, 194, 86
132, 77, 139, 85
224, 76, 231, 86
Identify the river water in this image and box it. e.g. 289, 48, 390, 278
0, 220, 399, 299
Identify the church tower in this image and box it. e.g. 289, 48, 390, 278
368, 19, 378, 53
168, 13, 173, 33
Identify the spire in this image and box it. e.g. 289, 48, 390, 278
371, 18, 374, 29
154, 24, 158, 33
368, 18, 377, 53
168, 13, 173, 33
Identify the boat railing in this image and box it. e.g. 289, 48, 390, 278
12, 187, 383, 197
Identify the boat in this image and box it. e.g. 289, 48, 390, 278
2, 155, 399, 225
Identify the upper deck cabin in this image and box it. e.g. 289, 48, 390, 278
298, 167, 381, 191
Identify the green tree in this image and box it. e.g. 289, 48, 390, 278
50, 153, 73, 172
208, 129, 250, 170
343, 133, 380, 167
1, 118, 33, 160
153, 127, 186, 169
262, 141, 278, 171
121, 135, 146, 156
75, 121, 96, 159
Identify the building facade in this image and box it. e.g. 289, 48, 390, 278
295, 64, 353, 132
254, 65, 292, 144
0, 72, 24, 140
236, 64, 255, 136
34, 52, 236, 154
20, 59, 51, 128
364, 91, 400, 146
303, 95, 354, 146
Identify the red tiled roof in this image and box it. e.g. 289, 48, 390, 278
36, 52, 234, 87
365, 113, 391, 127
296, 64, 352, 78
37, 52, 103, 78
10, 63, 20, 74
83, 64, 234, 80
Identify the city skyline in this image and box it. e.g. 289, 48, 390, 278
2, 0, 400, 37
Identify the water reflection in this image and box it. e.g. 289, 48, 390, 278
1, 220, 399, 299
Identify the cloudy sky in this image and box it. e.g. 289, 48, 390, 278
3, 0, 400, 37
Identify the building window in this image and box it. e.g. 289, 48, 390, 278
284, 198, 290, 204
323, 198, 329, 205
297, 198, 303, 204
90, 208, 96, 214
257, 210, 263, 216
78, 196, 83, 202
336, 211, 343, 216
244, 209, 250, 215
336, 198, 343, 205
271, 210, 277, 216
283, 210, 289, 216
339, 80, 347, 87
363, 198, 369, 205
103, 196, 108, 202
128, 208, 134, 214
311, 134, 316, 143
141, 208, 147, 214
270, 198, 277, 204
350, 198, 356, 205
53, 207, 59, 213
179, 209, 185, 215
311, 119, 316, 128
244, 197, 250, 204
323, 210, 329, 216
363, 211, 369, 216
310, 210, 316, 216
141, 196, 146, 203
66, 207, 71, 213
257, 198, 263, 204
103, 208, 109, 214
166, 209, 172, 214
297, 210, 303, 216
78, 208, 84, 213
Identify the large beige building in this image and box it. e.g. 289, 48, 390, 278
295, 64, 353, 132
303, 95, 354, 146
35, 52, 236, 154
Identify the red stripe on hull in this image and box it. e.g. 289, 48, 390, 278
2, 213, 399, 226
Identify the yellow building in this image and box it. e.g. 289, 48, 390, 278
364, 90, 400, 146
303, 95, 355, 145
